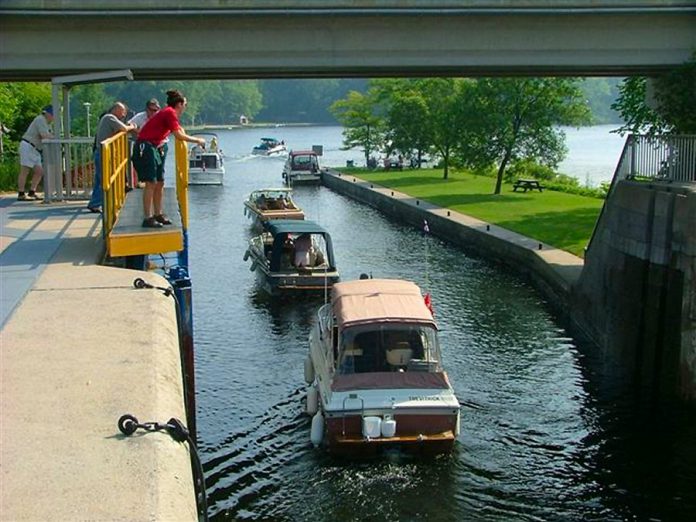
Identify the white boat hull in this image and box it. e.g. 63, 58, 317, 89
189, 168, 224, 185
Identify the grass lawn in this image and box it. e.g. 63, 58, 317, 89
344, 168, 604, 257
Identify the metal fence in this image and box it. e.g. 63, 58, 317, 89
586, 133, 696, 253
622, 134, 696, 183
42, 137, 95, 202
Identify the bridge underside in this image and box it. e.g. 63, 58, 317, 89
1, 2, 695, 80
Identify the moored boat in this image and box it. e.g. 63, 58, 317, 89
305, 278, 460, 455
243, 219, 339, 295
282, 150, 322, 185
188, 133, 225, 185
243, 188, 304, 227
252, 137, 287, 156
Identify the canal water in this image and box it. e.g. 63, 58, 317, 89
183, 126, 695, 521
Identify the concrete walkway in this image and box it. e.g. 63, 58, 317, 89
0, 196, 197, 521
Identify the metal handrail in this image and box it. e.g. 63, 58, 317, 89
175, 138, 189, 230
585, 133, 696, 254
625, 134, 696, 182
101, 131, 130, 236
42, 137, 95, 202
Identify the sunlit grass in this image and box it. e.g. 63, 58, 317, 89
343, 168, 603, 257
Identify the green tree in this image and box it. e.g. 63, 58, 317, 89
330, 90, 384, 164
611, 55, 696, 135
461, 78, 590, 194
69, 83, 110, 136
371, 79, 432, 167
419, 78, 472, 179
0, 82, 51, 144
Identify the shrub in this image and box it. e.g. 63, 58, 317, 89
0, 155, 19, 192
506, 158, 557, 182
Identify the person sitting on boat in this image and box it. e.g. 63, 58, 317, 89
256, 194, 268, 210
294, 234, 312, 268
281, 233, 295, 268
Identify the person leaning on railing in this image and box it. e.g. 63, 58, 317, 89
88, 102, 136, 213
132, 89, 205, 228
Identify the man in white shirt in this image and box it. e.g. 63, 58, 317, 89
128, 98, 161, 189
18, 105, 54, 201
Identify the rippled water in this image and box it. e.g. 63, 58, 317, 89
184, 127, 696, 521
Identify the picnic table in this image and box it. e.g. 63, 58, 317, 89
513, 178, 544, 192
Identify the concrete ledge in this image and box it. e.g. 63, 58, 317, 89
323, 171, 583, 313
1, 198, 197, 521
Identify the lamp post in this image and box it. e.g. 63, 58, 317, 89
83, 102, 92, 137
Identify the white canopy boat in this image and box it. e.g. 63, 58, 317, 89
188, 133, 225, 185
305, 279, 460, 455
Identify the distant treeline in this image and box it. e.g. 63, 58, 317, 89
0, 77, 621, 144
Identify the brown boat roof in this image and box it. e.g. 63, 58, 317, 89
332, 279, 435, 329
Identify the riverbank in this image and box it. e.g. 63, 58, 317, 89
322, 170, 584, 320
344, 167, 604, 257
0, 197, 197, 520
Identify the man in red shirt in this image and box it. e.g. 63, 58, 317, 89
133, 89, 205, 228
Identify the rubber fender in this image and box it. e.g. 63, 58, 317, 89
304, 356, 315, 384
306, 386, 318, 416
310, 411, 324, 447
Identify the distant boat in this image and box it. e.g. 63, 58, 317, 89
243, 188, 305, 228
305, 278, 460, 455
252, 137, 287, 156
243, 219, 339, 295
188, 133, 224, 185
283, 150, 323, 185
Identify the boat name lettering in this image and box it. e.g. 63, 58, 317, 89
408, 395, 441, 401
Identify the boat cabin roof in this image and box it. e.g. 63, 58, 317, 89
265, 219, 328, 236
260, 137, 280, 142
332, 279, 436, 329
249, 188, 293, 197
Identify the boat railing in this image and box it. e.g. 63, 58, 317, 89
42, 137, 95, 202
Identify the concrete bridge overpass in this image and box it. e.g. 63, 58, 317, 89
1, 0, 695, 81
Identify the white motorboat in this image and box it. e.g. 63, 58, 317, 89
282, 150, 323, 185
188, 133, 224, 185
252, 137, 287, 156
305, 278, 460, 455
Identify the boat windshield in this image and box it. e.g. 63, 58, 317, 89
337, 323, 441, 374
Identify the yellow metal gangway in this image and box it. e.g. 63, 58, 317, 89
101, 132, 189, 258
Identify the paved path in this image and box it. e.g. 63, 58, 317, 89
0, 196, 197, 521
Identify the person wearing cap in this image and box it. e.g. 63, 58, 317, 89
87, 102, 136, 213
17, 105, 54, 201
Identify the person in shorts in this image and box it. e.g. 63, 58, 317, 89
17, 105, 54, 201
132, 90, 205, 228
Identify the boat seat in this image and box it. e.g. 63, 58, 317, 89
386, 342, 413, 367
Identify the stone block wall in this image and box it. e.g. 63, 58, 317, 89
572, 180, 696, 401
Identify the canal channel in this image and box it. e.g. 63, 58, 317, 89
181, 126, 695, 521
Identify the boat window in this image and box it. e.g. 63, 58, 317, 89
338, 324, 441, 374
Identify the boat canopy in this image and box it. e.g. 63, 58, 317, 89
250, 188, 292, 197
332, 279, 436, 329
265, 219, 329, 236
265, 220, 335, 271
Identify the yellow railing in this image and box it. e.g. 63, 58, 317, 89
102, 131, 130, 235
175, 138, 189, 230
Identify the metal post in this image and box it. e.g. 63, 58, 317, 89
84, 102, 91, 138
